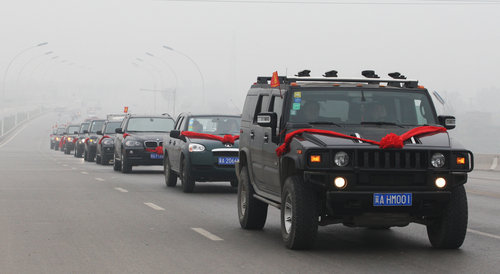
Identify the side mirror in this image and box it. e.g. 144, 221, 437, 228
83, 130, 89, 134
96, 130, 103, 135
74, 131, 78, 134
256, 112, 277, 128
438, 115, 456, 130
115, 128, 123, 134
170, 129, 181, 139
63, 132, 67, 135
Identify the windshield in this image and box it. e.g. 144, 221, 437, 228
80, 123, 90, 133
104, 122, 122, 134
287, 89, 437, 126
186, 116, 240, 135
67, 126, 80, 134
56, 128, 65, 134
126, 117, 174, 132
90, 121, 105, 133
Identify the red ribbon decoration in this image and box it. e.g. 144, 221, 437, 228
181, 131, 240, 145
98, 135, 111, 144
123, 133, 130, 139
73, 138, 78, 143
145, 146, 164, 155
84, 137, 90, 144
276, 126, 447, 157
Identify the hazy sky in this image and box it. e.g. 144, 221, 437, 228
1, 0, 500, 115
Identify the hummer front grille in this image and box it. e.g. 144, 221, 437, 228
356, 150, 428, 170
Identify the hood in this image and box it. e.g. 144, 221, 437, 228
186, 137, 240, 150
125, 132, 166, 142
296, 125, 450, 149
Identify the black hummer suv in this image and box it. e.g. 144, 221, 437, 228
236, 70, 473, 250
113, 114, 175, 173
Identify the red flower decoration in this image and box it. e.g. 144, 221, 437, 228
145, 146, 164, 155
379, 133, 404, 149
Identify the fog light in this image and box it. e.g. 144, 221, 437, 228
435, 177, 446, 188
334, 177, 347, 189
129, 150, 134, 155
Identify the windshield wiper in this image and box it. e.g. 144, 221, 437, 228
309, 121, 342, 127
360, 121, 404, 128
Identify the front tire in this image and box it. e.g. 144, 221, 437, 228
113, 152, 121, 171
164, 154, 177, 187
238, 165, 268, 230
230, 179, 238, 188
281, 176, 318, 250
427, 185, 468, 249
181, 158, 195, 193
121, 150, 132, 173
95, 154, 101, 164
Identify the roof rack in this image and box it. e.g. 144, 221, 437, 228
256, 71, 419, 88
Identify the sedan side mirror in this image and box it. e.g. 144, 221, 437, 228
438, 115, 456, 130
74, 131, 79, 134
115, 128, 123, 134
96, 130, 103, 135
170, 129, 181, 139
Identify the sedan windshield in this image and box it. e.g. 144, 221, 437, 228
126, 117, 174, 132
90, 121, 105, 133
80, 123, 90, 132
104, 122, 122, 134
288, 89, 437, 126
67, 126, 80, 134
186, 116, 240, 135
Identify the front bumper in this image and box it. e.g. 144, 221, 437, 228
187, 148, 238, 182
100, 145, 114, 157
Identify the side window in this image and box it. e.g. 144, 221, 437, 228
241, 95, 258, 122
414, 99, 428, 124
253, 94, 270, 123
269, 95, 284, 118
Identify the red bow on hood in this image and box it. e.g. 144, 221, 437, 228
181, 131, 239, 145
98, 135, 111, 144
276, 126, 447, 157
145, 146, 164, 155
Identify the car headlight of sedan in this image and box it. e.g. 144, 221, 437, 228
431, 153, 445, 168
67, 137, 73, 142
189, 143, 205, 152
125, 140, 142, 147
334, 151, 349, 167
102, 138, 114, 145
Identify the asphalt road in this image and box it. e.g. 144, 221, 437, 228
1, 114, 499, 273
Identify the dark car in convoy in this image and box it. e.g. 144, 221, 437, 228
61, 124, 80, 154
113, 114, 175, 173
84, 119, 105, 162
95, 119, 123, 165
49, 127, 59, 149
52, 127, 66, 151
236, 71, 473, 250
74, 122, 90, 158
163, 114, 241, 193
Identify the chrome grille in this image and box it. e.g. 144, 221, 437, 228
144, 141, 160, 148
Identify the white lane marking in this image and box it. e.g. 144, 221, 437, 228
0, 124, 28, 149
468, 229, 500, 240
191, 228, 224, 241
95, 177, 105, 182
114, 187, 128, 193
72, 167, 76, 170
144, 202, 165, 211
63, 164, 68, 167
81, 171, 89, 175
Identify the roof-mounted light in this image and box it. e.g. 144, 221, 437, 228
362, 70, 379, 79
323, 70, 338, 77
388, 72, 406, 79
295, 70, 311, 77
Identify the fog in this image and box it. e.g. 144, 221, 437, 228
1, 0, 500, 153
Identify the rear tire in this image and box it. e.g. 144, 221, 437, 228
427, 185, 468, 249
238, 166, 268, 230
281, 176, 318, 250
181, 158, 195, 193
164, 154, 177, 187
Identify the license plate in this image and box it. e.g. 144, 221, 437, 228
150, 153, 164, 160
218, 156, 238, 165
373, 193, 412, 206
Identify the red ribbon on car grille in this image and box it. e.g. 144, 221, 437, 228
181, 131, 239, 145
276, 126, 447, 157
73, 138, 78, 143
145, 146, 164, 155
98, 135, 111, 144
84, 137, 90, 144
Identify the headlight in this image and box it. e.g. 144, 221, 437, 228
334, 151, 349, 167
67, 137, 73, 142
189, 143, 205, 152
102, 138, 114, 145
125, 140, 142, 147
55, 137, 60, 141
431, 153, 445, 168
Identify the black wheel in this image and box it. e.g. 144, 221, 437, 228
230, 179, 238, 188
101, 155, 108, 165
281, 176, 318, 250
88, 151, 95, 162
238, 165, 268, 230
95, 154, 101, 164
427, 185, 468, 249
121, 150, 132, 173
113, 152, 121, 171
83, 150, 88, 161
64, 147, 70, 154
50, 142, 54, 149
164, 154, 177, 187
181, 158, 195, 193
55, 145, 59, 151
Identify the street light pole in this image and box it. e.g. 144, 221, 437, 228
16, 51, 53, 89
145, 52, 178, 93
162, 45, 205, 104
1, 42, 48, 102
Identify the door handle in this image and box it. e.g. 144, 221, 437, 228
250, 130, 255, 139
169, 140, 172, 145
173, 141, 176, 146
264, 135, 269, 143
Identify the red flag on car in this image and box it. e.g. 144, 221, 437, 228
270, 71, 280, 87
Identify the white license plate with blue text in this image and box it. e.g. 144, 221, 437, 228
373, 193, 412, 206
150, 153, 163, 160
218, 157, 238, 165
